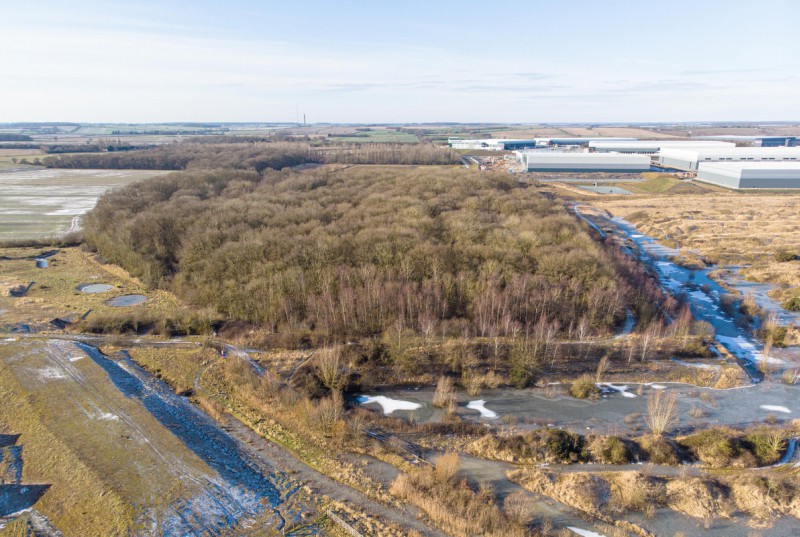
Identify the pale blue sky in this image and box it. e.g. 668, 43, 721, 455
1, 0, 798, 123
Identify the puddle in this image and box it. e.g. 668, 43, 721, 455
77, 283, 114, 294
106, 294, 147, 307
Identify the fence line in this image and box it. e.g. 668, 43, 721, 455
327, 510, 363, 537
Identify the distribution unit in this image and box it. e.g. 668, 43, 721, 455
589, 140, 735, 154
658, 147, 800, 171
519, 152, 651, 172
696, 162, 800, 189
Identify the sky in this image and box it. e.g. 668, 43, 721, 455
1, 0, 799, 123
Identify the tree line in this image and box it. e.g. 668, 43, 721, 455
42, 141, 461, 170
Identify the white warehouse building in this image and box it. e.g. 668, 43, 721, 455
589, 140, 736, 154
658, 147, 800, 171
520, 152, 651, 172
696, 162, 800, 189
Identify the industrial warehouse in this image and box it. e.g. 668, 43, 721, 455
448, 137, 636, 150
658, 146, 800, 171
588, 140, 735, 154
696, 161, 800, 189
518, 152, 651, 172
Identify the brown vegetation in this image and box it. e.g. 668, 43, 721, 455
390, 454, 530, 536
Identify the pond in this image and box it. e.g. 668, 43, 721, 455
106, 294, 148, 307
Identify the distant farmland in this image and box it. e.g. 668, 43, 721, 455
0, 168, 167, 240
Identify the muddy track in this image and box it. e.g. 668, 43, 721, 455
35, 340, 302, 535
218, 416, 449, 537
191, 351, 448, 536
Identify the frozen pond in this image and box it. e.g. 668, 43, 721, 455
724, 268, 800, 326
371, 381, 799, 435
578, 185, 633, 195
106, 294, 148, 307
77, 283, 114, 294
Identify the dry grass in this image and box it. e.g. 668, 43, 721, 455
0, 246, 182, 327
592, 194, 800, 293
390, 463, 528, 537
0, 350, 133, 535
105, 346, 218, 395
432, 376, 456, 412
666, 477, 735, 520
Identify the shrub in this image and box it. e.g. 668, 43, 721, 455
569, 375, 599, 399
543, 429, 586, 463
588, 436, 632, 465
434, 452, 460, 484
502, 490, 537, 526
774, 250, 798, 262
679, 427, 746, 467
432, 376, 456, 413
782, 296, 800, 312
638, 435, 680, 465
645, 391, 678, 436
744, 428, 786, 466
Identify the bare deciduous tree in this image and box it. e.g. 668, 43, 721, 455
314, 346, 345, 391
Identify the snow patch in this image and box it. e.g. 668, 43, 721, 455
760, 405, 791, 414
672, 358, 719, 370
688, 290, 713, 303
357, 395, 421, 415
467, 400, 498, 419
649, 384, 667, 390
568, 528, 607, 537
599, 383, 637, 398
656, 261, 679, 276
716, 335, 783, 365
37, 367, 67, 380
86, 409, 119, 421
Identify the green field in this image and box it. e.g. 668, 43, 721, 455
0, 168, 168, 240
329, 128, 419, 143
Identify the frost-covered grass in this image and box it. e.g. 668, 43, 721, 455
0, 168, 167, 240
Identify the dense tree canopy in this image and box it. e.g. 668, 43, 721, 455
85, 164, 662, 348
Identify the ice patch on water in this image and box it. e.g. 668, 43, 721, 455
656, 261, 679, 276
716, 335, 784, 365
599, 383, 637, 398
760, 405, 791, 414
568, 527, 607, 537
673, 359, 719, 370
649, 384, 667, 390
688, 290, 713, 303
467, 400, 498, 419
357, 395, 421, 415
